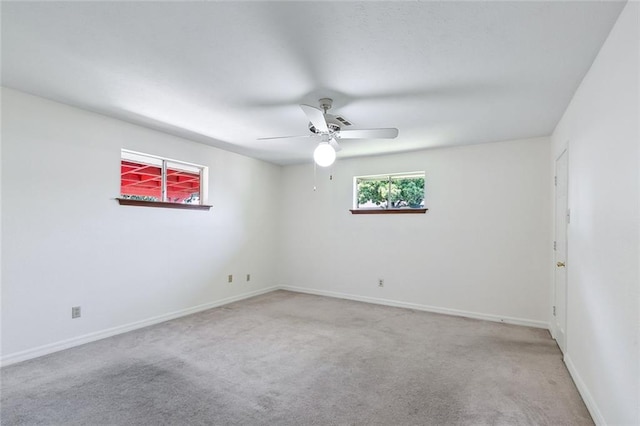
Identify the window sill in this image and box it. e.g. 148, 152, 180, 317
116, 198, 212, 211
349, 208, 428, 215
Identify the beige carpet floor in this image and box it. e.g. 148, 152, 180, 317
1, 290, 592, 425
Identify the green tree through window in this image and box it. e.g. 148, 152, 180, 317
356, 173, 425, 209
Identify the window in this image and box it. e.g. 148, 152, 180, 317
119, 150, 210, 210
352, 172, 426, 214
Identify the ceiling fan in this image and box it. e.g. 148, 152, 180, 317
258, 98, 399, 167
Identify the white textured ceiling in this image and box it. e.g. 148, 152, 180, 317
1, 1, 625, 165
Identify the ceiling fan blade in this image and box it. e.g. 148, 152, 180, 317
300, 104, 328, 133
338, 128, 399, 139
329, 138, 342, 152
257, 135, 310, 140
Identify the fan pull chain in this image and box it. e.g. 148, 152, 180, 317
313, 162, 317, 191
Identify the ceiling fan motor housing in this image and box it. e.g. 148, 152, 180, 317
309, 115, 342, 134
307, 98, 355, 135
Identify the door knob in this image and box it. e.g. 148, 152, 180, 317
556, 262, 566, 267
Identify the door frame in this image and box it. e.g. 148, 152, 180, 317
552, 146, 569, 353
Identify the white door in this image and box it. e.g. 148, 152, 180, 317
554, 150, 568, 353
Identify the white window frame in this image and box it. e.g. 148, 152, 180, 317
121, 149, 209, 205
353, 171, 425, 210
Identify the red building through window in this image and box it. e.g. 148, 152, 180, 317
121, 159, 201, 203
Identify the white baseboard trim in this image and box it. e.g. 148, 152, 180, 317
1, 286, 279, 368
279, 286, 549, 329
564, 354, 605, 425
2, 285, 550, 368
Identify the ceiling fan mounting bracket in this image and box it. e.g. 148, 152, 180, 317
318, 98, 333, 113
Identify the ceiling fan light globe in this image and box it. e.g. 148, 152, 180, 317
313, 143, 336, 167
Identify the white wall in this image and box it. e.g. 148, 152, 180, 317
1, 88, 281, 363
279, 138, 551, 326
551, 2, 639, 425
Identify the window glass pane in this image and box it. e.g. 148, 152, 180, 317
120, 160, 162, 201
120, 150, 205, 205
355, 172, 425, 209
356, 177, 389, 208
390, 175, 425, 208
166, 166, 201, 204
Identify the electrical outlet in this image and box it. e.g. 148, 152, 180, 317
378, 279, 384, 287
71, 306, 81, 319
228, 274, 233, 283
246, 274, 250, 282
